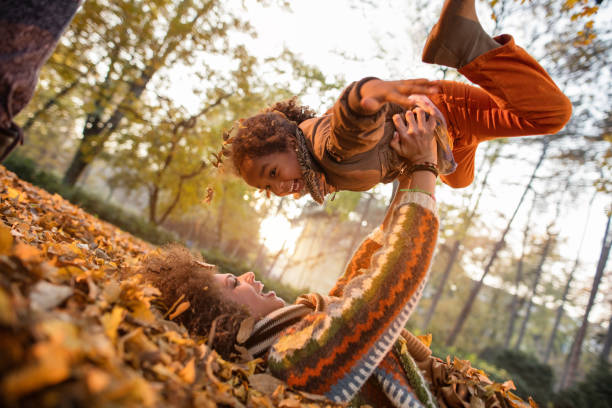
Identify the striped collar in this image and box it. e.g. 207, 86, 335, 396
243, 304, 313, 358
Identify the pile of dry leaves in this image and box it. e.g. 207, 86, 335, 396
0, 166, 339, 408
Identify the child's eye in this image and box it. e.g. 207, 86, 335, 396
270, 168, 277, 178
232, 277, 239, 288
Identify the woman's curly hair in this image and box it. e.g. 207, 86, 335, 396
217, 98, 316, 174
139, 245, 250, 360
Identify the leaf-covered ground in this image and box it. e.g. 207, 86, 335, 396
0, 165, 341, 408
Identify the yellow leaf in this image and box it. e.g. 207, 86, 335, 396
164, 330, 195, 346
101, 306, 124, 343
85, 367, 111, 393
178, 358, 196, 384
417, 333, 432, 348
0, 344, 71, 400
5, 187, 24, 202
132, 301, 157, 323
0, 223, 13, 255
168, 300, 190, 320
0, 287, 16, 325
14, 243, 42, 263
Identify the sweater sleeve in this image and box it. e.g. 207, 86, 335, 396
267, 192, 438, 403
327, 80, 388, 162
328, 227, 383, 297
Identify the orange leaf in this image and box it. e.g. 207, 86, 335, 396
0, 223, 13, 255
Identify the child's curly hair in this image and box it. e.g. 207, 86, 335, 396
139, 245, 250, 360
217, 98, 316, 174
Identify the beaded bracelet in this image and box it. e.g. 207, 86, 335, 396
399, 188, 435, 200
355, 76, 380, 101
408, 162, 439, 177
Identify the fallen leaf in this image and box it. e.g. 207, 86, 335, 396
29, 281, 74, 311
178, 357, 196, 384
417, 333, 432, 348
0, 287, 16, 325
101, 306, 125, 343
279, 397, 302, 407
168, 300, 190, 320
0, 223, 13, 255
0, 344, 71, 400
236, 316, 256, 344
249, 373, 287, 395
85, 366, 111, 393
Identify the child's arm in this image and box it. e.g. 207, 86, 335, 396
330, 108, 437, 295
348, 78, 440, 115
328, 78, 439, 161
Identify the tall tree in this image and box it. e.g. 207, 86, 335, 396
60, 0, 260, 185
544, 190, 597, 363
504, 191, 537, 349
446, 141, 549, 347
559, 210, 612, 389
422, 142, 501, 331
601, 311, 612, 363
514, 183, 566, 350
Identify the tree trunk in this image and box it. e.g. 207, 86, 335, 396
544, 259, 575, 363
22, 76, 83, 132
63, 68, 153, 185
601, 313, 612, 363
544, 192, 597, 363
504, 193, 537, 349
445, 141, 548, 347
514, 233, 553, 350
422, 240, 460, 330
559, 212, 612, 389
421, 143, 499, 331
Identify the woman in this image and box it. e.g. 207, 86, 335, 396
144, 109, 486, 407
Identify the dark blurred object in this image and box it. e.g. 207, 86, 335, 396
0, 0, 81, 161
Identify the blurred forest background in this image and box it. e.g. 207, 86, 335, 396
2, 0, 611, 406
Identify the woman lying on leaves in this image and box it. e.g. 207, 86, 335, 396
219, 0, 571, 204
143, 111, 530, 408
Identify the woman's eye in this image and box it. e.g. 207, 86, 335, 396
270, 168, 277, 178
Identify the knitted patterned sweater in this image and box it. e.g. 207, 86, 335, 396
266, 191, 438, 404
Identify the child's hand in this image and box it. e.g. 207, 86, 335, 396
359, 79, 440, 113
390, 108, 438, 164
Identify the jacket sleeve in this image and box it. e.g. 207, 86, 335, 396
327, 80, 388, 161
267, 192, 438, 404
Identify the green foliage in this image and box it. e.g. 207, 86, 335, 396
3, 155, 177, 246
554, 361, 612, 408
480, 348, 554, 406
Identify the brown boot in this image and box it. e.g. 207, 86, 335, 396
422, 0, 500, 69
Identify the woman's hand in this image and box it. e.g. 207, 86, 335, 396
390, 108, 438, 164
356, 79, 440, 114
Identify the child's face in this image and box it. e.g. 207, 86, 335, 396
240, 147, 305, 197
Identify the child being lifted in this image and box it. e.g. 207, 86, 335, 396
221, 0, 572, 204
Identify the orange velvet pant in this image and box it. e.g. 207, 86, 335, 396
429, 34, 572, 188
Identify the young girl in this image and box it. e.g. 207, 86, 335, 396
221, 0, 572, 204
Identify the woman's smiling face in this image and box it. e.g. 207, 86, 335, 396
214, 271, 285, 318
